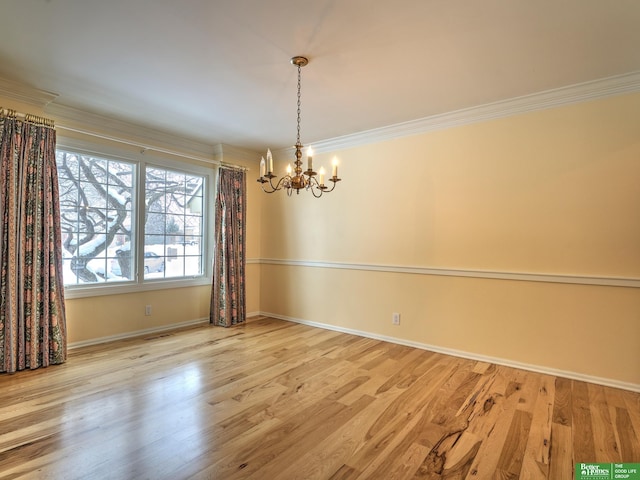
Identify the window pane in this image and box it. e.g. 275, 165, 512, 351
109, 161, 134, 187
57, 151, 136, 285
144, 166, 205, 280
146, 189, 167, 214
79, 157, 108, 184
185, 255, 202, 277
142, 249, 166, 278
164, 256, 184, 278
112, 236, 133, 280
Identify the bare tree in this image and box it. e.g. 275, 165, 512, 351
57, 153, 203, 283
57, 152, 132, 282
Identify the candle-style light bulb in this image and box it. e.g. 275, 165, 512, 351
260, 157, 266, 177
332, 157, 338, 178
267, 149, 273, 174
286, 164, 292, 176
318, 166, 325, 186
307, 147, 313, 171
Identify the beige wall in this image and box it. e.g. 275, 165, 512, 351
259, 93, 640, 386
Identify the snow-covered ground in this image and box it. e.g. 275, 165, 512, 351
62, 243, 202, 284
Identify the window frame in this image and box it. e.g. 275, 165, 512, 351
57, 137, 214, 299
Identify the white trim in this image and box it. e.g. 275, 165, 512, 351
258, 258, 640, 288
263, 312, 640, 393
0, 76, 58, 108
68, 311, 263, 349
48, 103, 218, 162
56, 136, 217, 174
215, 143, 261, 164
50, 104, 259, 168
306, 71, 640, 154
68, 317, 209, 349
5, 71, 639, 159
63, 277, 212, 299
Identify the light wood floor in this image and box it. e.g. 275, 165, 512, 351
1, 317, 638, 480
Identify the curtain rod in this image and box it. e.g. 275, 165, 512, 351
56, 124, 249, 170
219, 163, 249, 172
0, 107, 55, 127
57, 124, 220, 165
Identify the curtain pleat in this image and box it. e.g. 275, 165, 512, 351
210, 167, 246, 327
0, 116, 67, 373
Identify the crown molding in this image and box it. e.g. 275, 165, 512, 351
47, 103, 220, 162
310, 70, 640, 153
49, 104, 259, 167
0, 76, 58, 108
216, 143, 261, 164
4, 71, 639, 159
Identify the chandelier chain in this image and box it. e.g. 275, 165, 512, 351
296, 64, 302, 146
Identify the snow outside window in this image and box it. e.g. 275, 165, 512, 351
57, 150, 206, 287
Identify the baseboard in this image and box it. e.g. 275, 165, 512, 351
68, 311, 263, 349
68, 317, 209, 349
260, 312, 640, 393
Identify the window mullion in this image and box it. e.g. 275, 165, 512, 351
137, 161, 148, 284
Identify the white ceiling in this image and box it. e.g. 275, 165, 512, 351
1, 0, 639, 152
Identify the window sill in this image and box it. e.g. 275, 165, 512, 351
63, 276, 211, 299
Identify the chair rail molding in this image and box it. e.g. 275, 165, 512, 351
256, 258, 640, 288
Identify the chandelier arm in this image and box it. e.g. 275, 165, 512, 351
305, 176, 323, 198
259, 175, 292, 193
260, 181, 278, 194
310, 184, 324, 198
323, 178, 341, 193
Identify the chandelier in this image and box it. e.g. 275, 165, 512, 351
258, 56, 341, 197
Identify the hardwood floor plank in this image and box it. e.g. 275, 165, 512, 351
496, 409, 533, 477
552, 377, 572, 427
328, 464, 361, 480
587, 383, 622, 462
571, 381, 596, 462
618, 388, 640, 458
614, 406, 640, 461
548, 423, 573, 480
461, 368, 522, 477
0, 318, 637, 480
519, 375, 555, 479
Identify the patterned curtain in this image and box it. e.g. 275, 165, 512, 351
0, 112, 67, 373
210, 167, 246, 327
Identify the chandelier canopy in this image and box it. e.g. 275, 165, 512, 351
257, 56, 341, 197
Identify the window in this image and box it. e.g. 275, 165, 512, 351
56, 148, 207, 291
144, 167, 204, 279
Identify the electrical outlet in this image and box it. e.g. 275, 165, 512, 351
392, 312, 400, 325
145, 305, 152, 316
